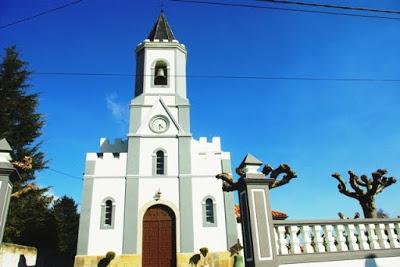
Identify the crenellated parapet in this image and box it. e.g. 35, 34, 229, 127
99, 138, 128, 153
196, 136, 222, 154
82, 138, 129, 177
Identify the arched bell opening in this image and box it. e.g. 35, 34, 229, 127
154, 61, 168, 86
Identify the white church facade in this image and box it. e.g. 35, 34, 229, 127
76, 11, 237, 267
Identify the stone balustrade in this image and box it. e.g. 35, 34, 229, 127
273, 218, 400, 256
233, 154, 400, 266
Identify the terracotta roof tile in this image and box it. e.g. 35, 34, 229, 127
234, 204, 288, 221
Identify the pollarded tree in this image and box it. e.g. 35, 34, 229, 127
216, 156, 297, 192
332, 169, 396, 218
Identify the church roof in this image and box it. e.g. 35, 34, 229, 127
147, 10, 176, 41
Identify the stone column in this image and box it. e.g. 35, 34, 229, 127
237, 154, 278, 267
0, 139, 16, 244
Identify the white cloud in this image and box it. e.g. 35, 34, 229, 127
106, 93, 128, 130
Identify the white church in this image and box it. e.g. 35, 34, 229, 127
76, 11, 238, 267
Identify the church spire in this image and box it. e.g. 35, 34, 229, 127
147, 10, 176, 41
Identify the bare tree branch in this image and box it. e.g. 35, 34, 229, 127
10, 183, 39, 199
216, 163, 297, 191
215, 173, 238, 192
264, 164, 297, 189
348, 171, 365, 196
261, 164, 272, 176
331, 172, 358, 199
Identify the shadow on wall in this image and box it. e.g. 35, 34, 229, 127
18, 255, 35, 267
365, 254, 377, 267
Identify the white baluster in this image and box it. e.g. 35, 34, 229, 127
377, 223, 391, 249
312, 225, 325, 252
278, 226, 289, 255
387, 223, 400, 248
346, 224, 359, 251
356, 224, 370, 250
367, 224, 380, 250
334, 224, 348, 251
290, 226, 302, 254
274, 228, 280, 254
323, 225, 337, 252
395, 223, 400, 247
301, 225, 314, 253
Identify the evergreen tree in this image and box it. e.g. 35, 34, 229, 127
52, 196, 80, 266
0, 46, 72, 266
3, 188, 56, 249
0, 45, 46, 187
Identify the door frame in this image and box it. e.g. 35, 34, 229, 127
137, 199, 181, 254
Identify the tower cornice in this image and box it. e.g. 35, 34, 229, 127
136, 40, 187, 54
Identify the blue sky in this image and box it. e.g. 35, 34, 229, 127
1, 0, 400, 219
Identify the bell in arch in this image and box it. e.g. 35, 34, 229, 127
154, 66, 167, 85
156, 68, 165, 78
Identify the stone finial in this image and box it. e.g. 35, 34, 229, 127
238, 153, 263, 176
0, 138, 12, 164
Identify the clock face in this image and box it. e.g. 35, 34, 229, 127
149, 115, 170, 133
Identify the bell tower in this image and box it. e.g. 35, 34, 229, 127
123, 11, 195, 254
130, 10, 190, 134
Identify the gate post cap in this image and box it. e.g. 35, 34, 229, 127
238, 154, 263, 175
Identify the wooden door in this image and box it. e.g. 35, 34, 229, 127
142, 204, 176, 267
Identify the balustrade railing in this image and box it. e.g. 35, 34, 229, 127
273, 218, 400, 256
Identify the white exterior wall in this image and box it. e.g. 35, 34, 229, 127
139, 138, 179, 176
143, 95, 176, 106
138, 178, 180, 210
191, 136, 230, 252
86, 152, 127, 255
90, 152, 127, 177
0, 244, 36, 267
192, 177, 227, 252
87, 178, 126, 255
280, 256, 400, 267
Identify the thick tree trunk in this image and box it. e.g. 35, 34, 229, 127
360, 198, 377, 218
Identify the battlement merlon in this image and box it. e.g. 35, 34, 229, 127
198, 137, 221, 151
99, 138, 128, 153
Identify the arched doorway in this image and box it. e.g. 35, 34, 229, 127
142, 204, 176, 267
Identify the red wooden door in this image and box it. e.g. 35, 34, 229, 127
142, 205, 176, 267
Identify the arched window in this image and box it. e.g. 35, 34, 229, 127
205, 199, 214, 223
152, 149, 167, 176
202, 196, 217, 227
105, 200, 113, 225
156, 150, 165, 175
100, 198, 115, 229
154, 61, 168, 86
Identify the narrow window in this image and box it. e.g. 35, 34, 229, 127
105, 200, 113, 226
154, 61, 168, 85
205, 198, 214, 223
156, 150, 165, 175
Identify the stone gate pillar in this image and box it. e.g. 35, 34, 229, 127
0, 139, 15, 244
237, 154, 278, 267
